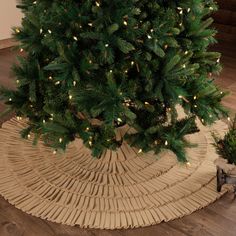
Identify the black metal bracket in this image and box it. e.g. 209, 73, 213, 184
217, 167, 236, 198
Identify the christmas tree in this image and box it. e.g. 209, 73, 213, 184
0, 0, 228, 161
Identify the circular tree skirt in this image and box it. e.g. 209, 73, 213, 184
0, 118, 229, 229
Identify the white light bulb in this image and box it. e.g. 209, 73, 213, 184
138, 149, 142, 154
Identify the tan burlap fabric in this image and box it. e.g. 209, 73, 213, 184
215, 158, 236, 176
0, 118, 229, 229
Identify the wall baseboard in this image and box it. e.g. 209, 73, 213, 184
0, 38, 18, 50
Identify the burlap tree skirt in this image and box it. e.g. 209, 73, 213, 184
0, 118, 229, 229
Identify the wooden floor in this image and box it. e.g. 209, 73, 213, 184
0, 43, 235, 236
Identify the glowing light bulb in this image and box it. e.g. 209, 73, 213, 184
138, 149, 142, 154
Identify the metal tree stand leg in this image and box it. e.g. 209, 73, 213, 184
217, 167, 236, 198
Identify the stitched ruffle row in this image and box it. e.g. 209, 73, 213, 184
0, 118, 229, 229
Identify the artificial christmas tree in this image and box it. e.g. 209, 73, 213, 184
0, 0, 228, 161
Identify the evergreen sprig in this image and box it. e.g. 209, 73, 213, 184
213, 116, 236, 165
